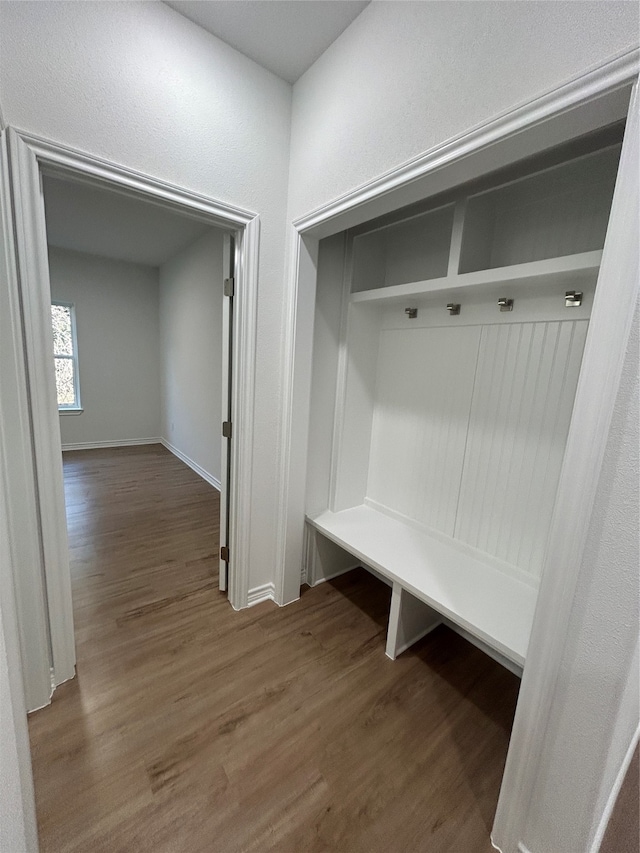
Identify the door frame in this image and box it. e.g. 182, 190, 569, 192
0, 127, 259, 711
276, 48, 639, 849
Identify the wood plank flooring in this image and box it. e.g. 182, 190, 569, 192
28, 445, 520, 852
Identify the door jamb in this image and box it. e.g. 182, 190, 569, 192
2, 128, 259, 709
219, 232, 235, 593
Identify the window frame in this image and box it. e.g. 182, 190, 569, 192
51, 300, 82, 413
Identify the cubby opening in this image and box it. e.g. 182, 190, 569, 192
350, 204, 454, 292
458, 144, 621, 273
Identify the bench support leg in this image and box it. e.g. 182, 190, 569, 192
386, 583, 441, 660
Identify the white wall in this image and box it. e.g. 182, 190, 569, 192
159, 230, 224, 486
288, 1, 638, 220
0, 0, 292, 591
48, 247, 161, 447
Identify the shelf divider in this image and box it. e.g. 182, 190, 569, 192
447, 197, 467, 277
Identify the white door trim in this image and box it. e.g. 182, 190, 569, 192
2, 128, 259, 709
275, 45, 639, 847
0, 133, 53, 714
219, 234, 233, 593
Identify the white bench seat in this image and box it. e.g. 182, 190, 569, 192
307, 505, 538, 668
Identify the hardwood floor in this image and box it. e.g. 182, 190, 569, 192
28, 445, 520, 852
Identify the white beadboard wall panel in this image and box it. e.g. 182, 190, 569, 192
366, 325, 480, 536
454, 320, 589, 577
512, 324, 590, 573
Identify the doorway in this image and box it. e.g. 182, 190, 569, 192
42, 171, 230, 685
0, 128, 259, 712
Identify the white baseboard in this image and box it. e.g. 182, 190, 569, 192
247, 582, 276, 606
61, 438, 161, 451
160, 438, 221, 491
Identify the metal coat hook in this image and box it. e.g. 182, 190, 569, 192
446, 303, 461, 315
565, 291, 583, 307
405, 307, 418, 319
498, 297, 514, 312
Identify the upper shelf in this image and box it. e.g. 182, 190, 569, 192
458, 145, 620, 274
349, 141, 620, 302
350, 203, 455, 294
350, 249, 602, 304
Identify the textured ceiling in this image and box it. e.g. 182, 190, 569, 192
164, 0, 370, 83
43, 176, 212, 268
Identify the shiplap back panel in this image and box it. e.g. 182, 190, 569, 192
366, 326, 480, 535
453, 320, 588, 578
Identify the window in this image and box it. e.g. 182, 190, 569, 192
51, 302, 81, 410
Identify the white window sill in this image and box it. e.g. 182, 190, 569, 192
59, 408, 84, 415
